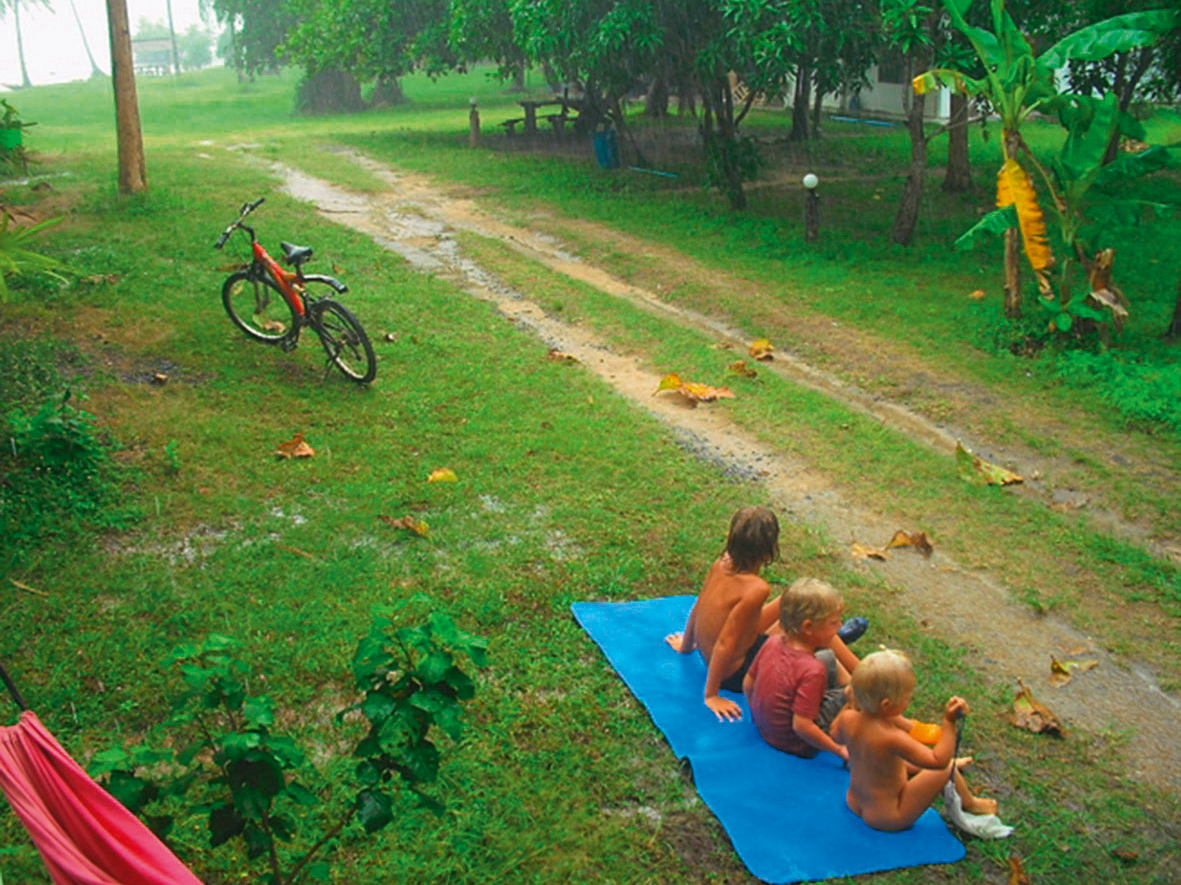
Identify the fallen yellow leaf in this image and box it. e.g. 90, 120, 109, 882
547, 348, 578, 363
428, 468, 458, 483
955, 442, 1023, 486
728, 360, 758, 378
379, 514, 431, 537
968, 289, 987, 301
276, 432, 314, 459
886, 530, 934, 557
749, 338, 775, 360
851, 542, 890, 561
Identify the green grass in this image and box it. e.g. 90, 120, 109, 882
2, 66, 1181, 885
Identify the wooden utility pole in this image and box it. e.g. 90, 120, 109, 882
105, 0, 148, 193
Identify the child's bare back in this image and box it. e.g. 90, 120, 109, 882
665, 507, 782, 721
832, 651, 998, 832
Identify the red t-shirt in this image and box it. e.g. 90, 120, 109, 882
746, 635, 827, 757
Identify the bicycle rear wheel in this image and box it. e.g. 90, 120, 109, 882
312, 299, 377, 384
222, 272, 298, 344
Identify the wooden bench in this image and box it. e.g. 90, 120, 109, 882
500, 117, 527, 135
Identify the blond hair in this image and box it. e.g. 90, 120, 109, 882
851, 649, 915, 714
724, 506, 780, 573
778, 577, 843, 634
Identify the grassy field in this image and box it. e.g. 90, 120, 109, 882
2, 65, 1180, 884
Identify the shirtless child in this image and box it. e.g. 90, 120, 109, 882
665, 507, 860, 721
830, 650, 999, 832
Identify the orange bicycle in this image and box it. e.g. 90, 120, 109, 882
214, 198, 377, 384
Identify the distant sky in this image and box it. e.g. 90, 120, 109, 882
1, 0, 215, 89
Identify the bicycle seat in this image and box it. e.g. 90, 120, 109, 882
280, 242, 314, 266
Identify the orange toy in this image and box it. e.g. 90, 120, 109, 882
908, 721, 943, 745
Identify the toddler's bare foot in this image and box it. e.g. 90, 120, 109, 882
962, 795, 998, 815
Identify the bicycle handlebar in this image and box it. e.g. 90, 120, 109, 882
214, 197, 267, 250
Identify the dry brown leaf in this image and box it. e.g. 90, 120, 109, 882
379, 514, 431, 537
1011, 677, 1066, 736
1050, 655, 1098, 687
654, 373, 735, 404
1111, 848, 1139, 864
956, 441, 1023, 486
547, 348, 579, 364
886, 530, 934, 557
728, 360, 758, 378
748, 338, 775, 360
428, 468, 458, 484
276, 431, 314, 459
851, 542, 890, 561
1008, 855, 1032, 885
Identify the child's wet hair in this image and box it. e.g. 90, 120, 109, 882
851, 649, 915, 713
779, 577, 843, 634
725, 506, 780, 573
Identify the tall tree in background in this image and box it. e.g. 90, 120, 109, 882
1, 0, 48, 88
888, 0, 939, 245
68, 0, 105, 78
106, 0, 147, 192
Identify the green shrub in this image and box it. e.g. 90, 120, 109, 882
1052, 350, 1181, 434
0, 391, 135, 563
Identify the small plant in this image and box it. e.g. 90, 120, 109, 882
0, 100, 35, 173
0, 212, 66, 302
163, 439, 181, 476
90, 602, 487, 885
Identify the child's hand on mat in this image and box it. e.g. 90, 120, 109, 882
705, 695, 742, 722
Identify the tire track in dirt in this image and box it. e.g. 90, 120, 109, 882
272, 154, 1181, 792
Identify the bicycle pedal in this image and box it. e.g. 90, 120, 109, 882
278, 336, 298, 353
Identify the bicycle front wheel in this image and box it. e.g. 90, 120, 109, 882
312, 299, 377, 384
222, 272, 298, 344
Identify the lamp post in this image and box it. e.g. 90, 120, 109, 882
803, 173, 820, 243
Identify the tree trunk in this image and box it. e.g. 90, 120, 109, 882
371, 76, 406, 106
1167, 280, 1181, 340
942, 91, 972, 193
810, 78, 825, 136
14, 2, 32, 89
106, 0, 148, 194
68, 0, 105, 77
165, 0, 181, 74
700, 78, 747, 211
645, 78, 669, 117
1002, 127, 1022, 318
295, 69, 365, 115
891, 84, 927, 245
788, 66, 811, 141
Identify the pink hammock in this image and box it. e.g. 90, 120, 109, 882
0, 710, 204, 885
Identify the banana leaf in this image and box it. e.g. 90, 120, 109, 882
954, 205, 1017, 250
1039, 9, 1179, 70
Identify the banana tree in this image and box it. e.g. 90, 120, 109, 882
914, 0, 1177, 317
955, 91, 1174, 342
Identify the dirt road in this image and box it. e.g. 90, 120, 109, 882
274, 151, 1181, 792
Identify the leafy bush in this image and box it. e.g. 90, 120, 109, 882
90, 604, 487, 885
0, 390, 133, 562
1051, 350, 1181, 434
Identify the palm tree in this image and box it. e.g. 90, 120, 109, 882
67, 0, 105, 77
1, 0, 50, 89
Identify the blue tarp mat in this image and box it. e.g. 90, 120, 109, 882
572, 595, 965, 883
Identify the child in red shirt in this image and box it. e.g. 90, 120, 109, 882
744, 577, 851, 760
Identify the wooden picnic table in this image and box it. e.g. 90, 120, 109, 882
517, 99, 567, 136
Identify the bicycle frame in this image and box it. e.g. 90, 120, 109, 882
249, 240, 308, 318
